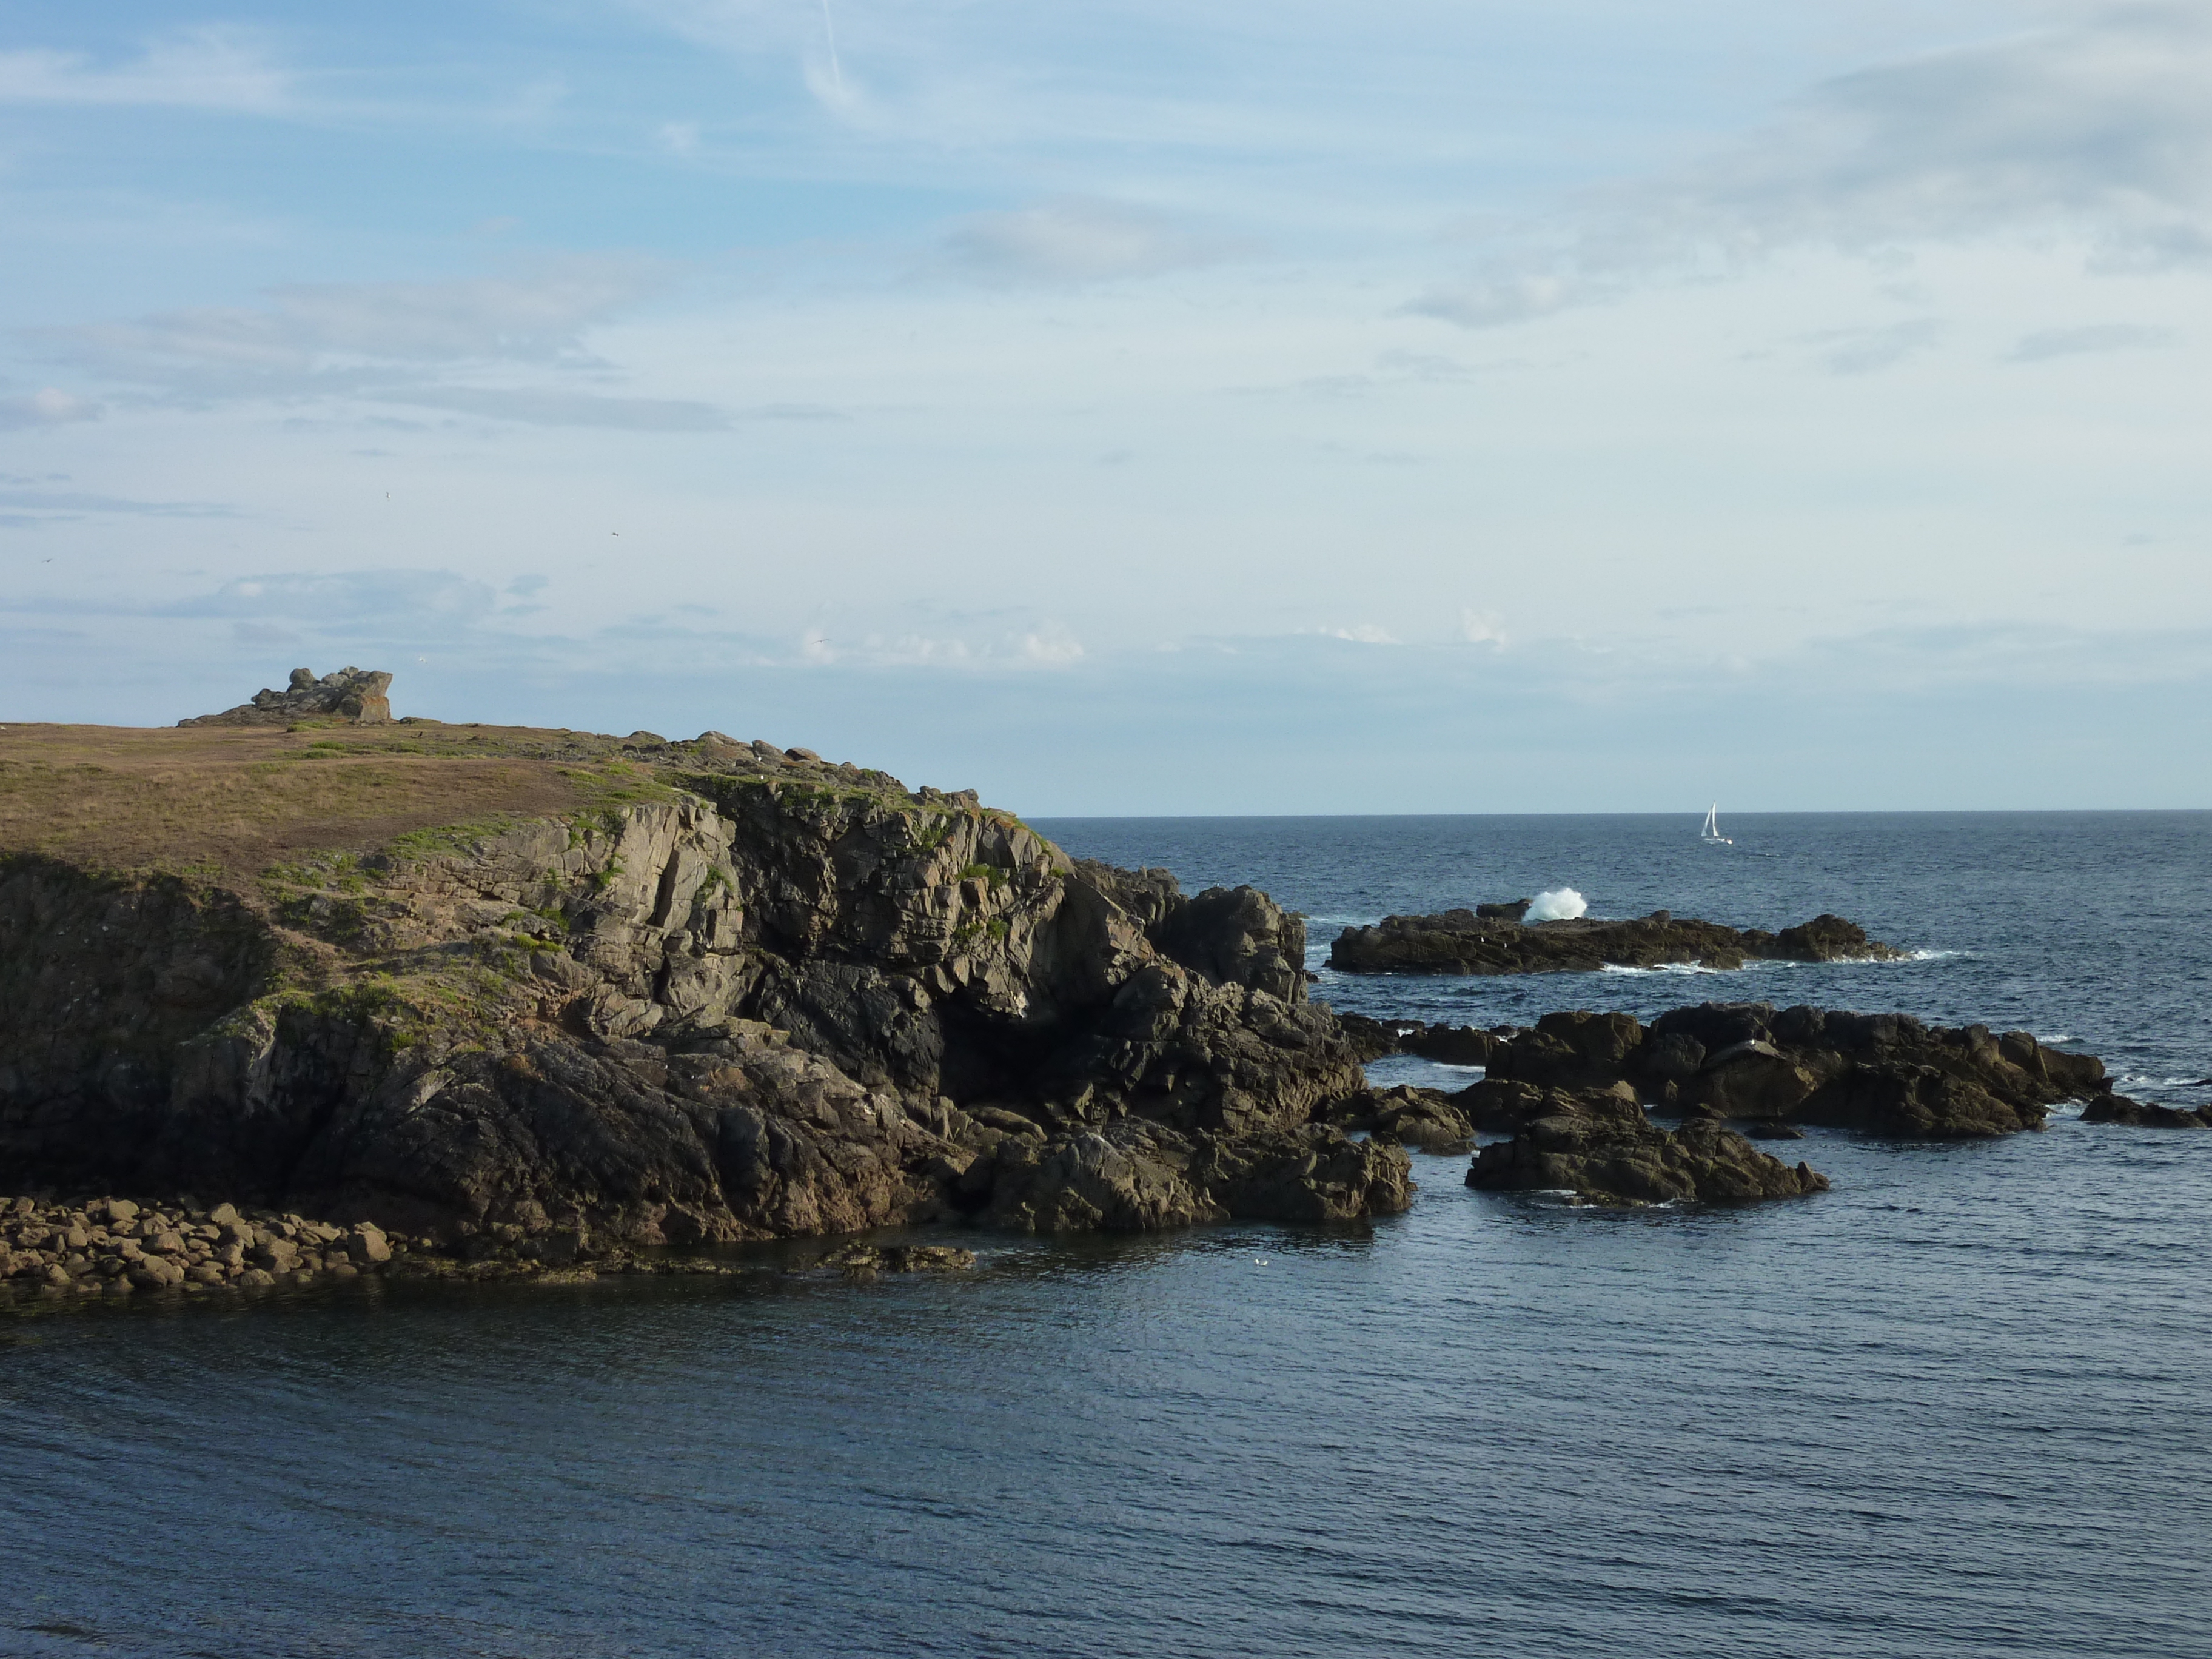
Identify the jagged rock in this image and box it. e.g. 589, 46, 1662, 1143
1324, 1085, 1475, 1153
1466, 1088, 1829, 1205
1334, 1013, 1401, 1062
1469, 1000, 2104, 1138
2080, 1094, 2212, 1128
974, 1118, 1411, 1231
179, 666, 394, 727
1329, 909, 1906, 975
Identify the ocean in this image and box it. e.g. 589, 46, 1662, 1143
4, 812, 2208, 1658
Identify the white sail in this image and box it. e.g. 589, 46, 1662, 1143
1700, 803, 1730, 844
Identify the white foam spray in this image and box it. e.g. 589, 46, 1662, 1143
1527, 886, 1587, 922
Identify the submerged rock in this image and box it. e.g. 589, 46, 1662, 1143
1329, 909, 1906, 976
817, 1241, 977, 1275
2080, 1095, 2212, 1128
1465, 1089, 1829, 1206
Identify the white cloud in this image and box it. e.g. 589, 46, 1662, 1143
1809, 318, 1944, 375
1460, 608, 1506, 645
32, 260, 679, 413
0, 29, 290, 113
1416, 4, 2212, 327
377, 385, 728, 430
0, 387, 102, 430
940, 199, 1250, 286
2009, 322, 2180, 360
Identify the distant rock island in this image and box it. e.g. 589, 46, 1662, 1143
1330, 907, 1908, 974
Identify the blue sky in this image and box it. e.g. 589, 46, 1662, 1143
2, 1, 2207, 811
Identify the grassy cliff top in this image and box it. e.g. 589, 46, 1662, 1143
0, 720, 699, 885
0, 717, 966, 888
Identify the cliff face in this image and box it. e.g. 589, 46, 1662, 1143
0, 766, 1394, 1247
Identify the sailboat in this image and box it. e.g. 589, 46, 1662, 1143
1700, 803, 1732, 845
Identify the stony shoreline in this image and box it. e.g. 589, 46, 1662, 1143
0, 1193, 979, 1308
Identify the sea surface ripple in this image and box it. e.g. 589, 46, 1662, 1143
4, 812, 2207, 1658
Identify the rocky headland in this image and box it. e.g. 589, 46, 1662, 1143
1329, 908, 1906, 975
0, 677, 1408, 1281
2, 672, 2168, 1298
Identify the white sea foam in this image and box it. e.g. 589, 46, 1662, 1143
1600, 961, 1720, 976
1527, 886, 1587, 922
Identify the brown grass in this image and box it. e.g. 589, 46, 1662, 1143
0, 721, 614, 886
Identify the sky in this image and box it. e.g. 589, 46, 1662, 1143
1, 0, 2207, 813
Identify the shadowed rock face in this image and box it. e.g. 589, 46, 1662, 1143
1329, 909, 1906, 975
0, 774, 1400, 1245
1464, 1085, 1830, 1207
180, 666, 395, 727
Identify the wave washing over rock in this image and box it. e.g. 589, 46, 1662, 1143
0, 677, 1409, 1273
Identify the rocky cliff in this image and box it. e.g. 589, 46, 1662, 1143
0, 716, 1403, 1250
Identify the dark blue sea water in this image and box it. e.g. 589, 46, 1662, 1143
5, 813, 2209, 1659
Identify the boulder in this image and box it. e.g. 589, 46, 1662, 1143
1466, 1089, 1829, 1206
1325, 1085, 1476, 1153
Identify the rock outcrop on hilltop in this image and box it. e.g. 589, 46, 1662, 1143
179, 666, 394, 727
0, 708, 1404, 1250
1464, 1002, 2104, 1137
1329, 908, 1906, 975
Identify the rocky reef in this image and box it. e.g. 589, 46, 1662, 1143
1464, 1083, 1831, 1206
179, 666, 394, 727
0, 1190, 980, 1303
1329, 908, 1906, 975
1, 692, 1407, 1253
1463, 1001, 2101, 1136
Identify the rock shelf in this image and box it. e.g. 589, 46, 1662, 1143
0, 1191, 923, 1305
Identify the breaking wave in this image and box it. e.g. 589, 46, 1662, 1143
1527, 886, 1587, 922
